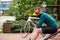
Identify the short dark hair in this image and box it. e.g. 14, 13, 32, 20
34, 7, 40, 11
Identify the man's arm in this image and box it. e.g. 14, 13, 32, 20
36, 15, 45, 28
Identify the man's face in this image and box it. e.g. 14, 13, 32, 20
34, 8, 42, 16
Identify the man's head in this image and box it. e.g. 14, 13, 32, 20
34, 7, 42, 16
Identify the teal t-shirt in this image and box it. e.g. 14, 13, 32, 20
36, 12, 57, 28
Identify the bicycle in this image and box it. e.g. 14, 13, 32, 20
20, 16, 39, 38
20, 16, 51, 39
20, 16, 60, 40
20, 16, 50, 40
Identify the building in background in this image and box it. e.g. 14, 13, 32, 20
0, 0, 12, 16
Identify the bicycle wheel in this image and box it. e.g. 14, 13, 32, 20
20, 21, 30, 38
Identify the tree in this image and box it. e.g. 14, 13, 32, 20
8, 0, 55, 20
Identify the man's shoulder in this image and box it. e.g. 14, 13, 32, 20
42, 12, 50, 18
42, 12, 48, 14
42, 12, 48, 16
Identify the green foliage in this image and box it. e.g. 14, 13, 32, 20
16, 14, 28, 21
0, 31, 3, 33
8, 0, 55, 20
58, 0, 60, 5
46, 8, 53, 14
11, 19, 34, 33
57, 21, 60, 27
6, 20, 13, 23
11, 20, 26, 33
44, 0, 54, 5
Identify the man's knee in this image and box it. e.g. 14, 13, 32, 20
33, 28, 42, 34
37, 28, 42, 33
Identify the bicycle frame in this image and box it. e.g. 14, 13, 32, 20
26, 16, 39, 27
20, 16, 39, 38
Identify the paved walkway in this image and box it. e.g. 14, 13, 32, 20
0, 33, 60, 40
0, 33, 43, 40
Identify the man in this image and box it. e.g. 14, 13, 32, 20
31, 7, 58, 40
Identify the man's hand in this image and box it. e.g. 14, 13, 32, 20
32, 28, 38, 33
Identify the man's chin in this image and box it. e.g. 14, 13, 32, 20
36, 14, 41, 17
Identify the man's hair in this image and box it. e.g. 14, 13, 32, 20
34, 7, 40, 11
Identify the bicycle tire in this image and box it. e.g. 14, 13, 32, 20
20, 21, 30, 38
